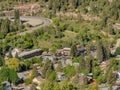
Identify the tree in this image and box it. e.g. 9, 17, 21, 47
8, 69, 19, 84
56, 61, 62, 72
14, 9, 20, 20
48, 0, 53, 10
107, 69, 115, 90
0, 84, 3, 90
0, 67, 9, 82
78, 55, 87, 74
31, 67, 39, 78
46, 71, 56, 81
8, 58, 20, 71
41, 80, 55, 90
0, 55, 4, 66
115, 46, 120, 55
96, 40, 104, 63
85, 55, 93, 73
8, 48, 12, 58
103, 41, 111, 60
0, 67, 18, 84
59, 80, 77, 90
70, 43, 78, 57
42, 59, 54, 78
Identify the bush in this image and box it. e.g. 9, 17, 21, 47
25, 78, 32, 85
115, 47, 120, 55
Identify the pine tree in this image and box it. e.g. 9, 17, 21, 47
31, 67, 39, 78
97, 40, 104, 63
8, 69, 19, 84
107, 69, 115, 90
48, 0, 53, 10
70, 43, 78, 57
14, 9, 20, 20
8, 48, 12, 58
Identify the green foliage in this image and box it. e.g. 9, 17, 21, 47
0, 55, 4, 66
86, 85, 100, 90
59, 80, 77, 90
93, 66, 102, 79
115, 47, 120, 55
0, 67, 9, 82
107, 69, 115, 88
47, 71, 57, 81
70, 43, 77, 57
63, 65, 76, 77
25, 78, 32, 85
56, 61, 63, 72
0, 84, 3, 90
8, 58, 20, 71
72, 57, 80, 63
41, 79, 77, 90
96, 74, 106, 84
96, 40, 111, 62
31, 67, 39, 78
8, 69, 19, 84
0, 67, 18, 84
42, 59, 54, 78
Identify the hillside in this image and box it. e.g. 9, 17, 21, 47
0, 0, 120, 90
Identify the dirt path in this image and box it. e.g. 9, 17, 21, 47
0, 16, 52, 36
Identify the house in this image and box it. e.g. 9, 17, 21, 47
5, 48, 43, 59
18, 49, 43, 59
77, 48, 86, 56
56, 48, 71, 56
57, 72, 66, 81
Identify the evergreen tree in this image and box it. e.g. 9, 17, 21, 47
8, 69, 19, 84
0, 55, 4, 66
31, 67, 39, 78
14, 9, 20, 20
70, 43, 78, 57
48, 0, 53, 10
97, 40, 104, 63
8, 48, 12, 58
107, 69, 115, 90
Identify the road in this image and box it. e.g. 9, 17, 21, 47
0, 16, 52, 36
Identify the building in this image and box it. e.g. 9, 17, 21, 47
77, 48, 86, 56
5, 48, 43, 59
18, 49, 43, 59
56, 48, 71, 56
